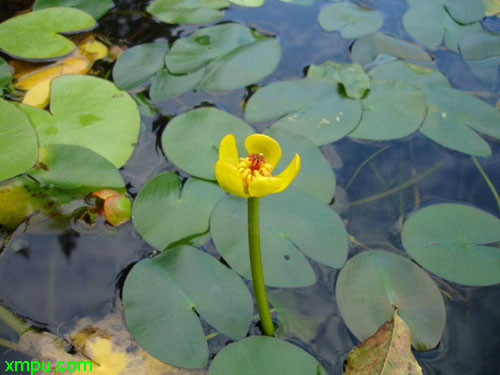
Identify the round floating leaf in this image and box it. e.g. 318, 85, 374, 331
33, 0, 113, 19
228, 0, 264, 6
104, 195, 131, 226
161, 107, 254, 179
307, 61, 370, 100
123, 245, 253, 368
351, 33, 432, 67
112, 43, 169, 90
0, 100, 38, 182
150, 68, 205, 101
0, 57, 12, 90
17, 75, 140, 167
246, 78, 362, 145
147, 0, 228, 24
209, 336, 327, 375
336, 250, 446, 351
402, 203, 500, 286
419, 86, 500, 156
0, 8, 96, 60
196, 38, 281, 91
318, 3, 383, 39
132, 172, 224, 250
442, 0, 485, 24
211, 187, 348, 287
27, 144, 125, 197
279, 0, 315, 5
348, 79, 427, 140
459, 31, 500, 61
265, 127, 336, 203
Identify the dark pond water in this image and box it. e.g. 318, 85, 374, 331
1, 0, 499, 373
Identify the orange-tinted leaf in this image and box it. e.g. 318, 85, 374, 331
104, 195, 131, 226
93, 189, 121, 200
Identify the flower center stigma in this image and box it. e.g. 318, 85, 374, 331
237, 153, 273, 193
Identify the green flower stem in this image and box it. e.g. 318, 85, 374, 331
0, 304, 29, 336
248, 197, 274, 336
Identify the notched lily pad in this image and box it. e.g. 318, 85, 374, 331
123, 245, 253, 368
147, 0, 229, 24
132, 172, 224, 250
211, 187, 348, 287
33, 0, 113, 19
0, 8, 96, 60
402, 203, 500, 286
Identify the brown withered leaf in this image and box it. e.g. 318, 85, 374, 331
344, 309, 423, 375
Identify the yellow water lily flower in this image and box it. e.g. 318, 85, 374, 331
215, 134, 301, 198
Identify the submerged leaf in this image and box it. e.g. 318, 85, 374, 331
344, 309, 423, 375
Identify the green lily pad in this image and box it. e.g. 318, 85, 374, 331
17, 75, 140, 167
278, 0, 315, 5
246, 78, 362, 145
318, 3, 383, 39
147, 0, 228, 24
336, 250, 446, 351
112, 43, 169, 90
0, 8, 96, 60
307, 61, 370, 100
351, 33, 432, 67
402, 203, 500, 286
123, 245, 253, 368
161, 107, 254, 180
132, 172, 224, 250
27, 144, 125, 198
459, 31, 500, 61
442, 0, 485, 24
419, 86, 500, 156
33, 0, 113, 19
228, 0, 263, 5
403, 0, 482, 51
0, 57, 12, 91
265, 127, 336, 203
348, 79, 427, 140
209, 336, 327, 375
165, 23, 280, 92
0, 99, 38, 182
210, 187, 348, 287
150, 68, 205, 101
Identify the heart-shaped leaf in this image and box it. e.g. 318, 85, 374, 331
132, 172, 224, 250
402, 203, 500, 286
123, 245, 253, 368
209, 336, 327, 375
33, 0, 113, 19
211, 187, 348, 287
246, 78, 362, 145
0, 8, 96, 60
147, 0, 229, 24
336, 250, 446, 351
318, 3, 383, 39
17, 75, 140, 167
149, 68, 205, 101
0, 99, 38, 182
161, 107, 254, 180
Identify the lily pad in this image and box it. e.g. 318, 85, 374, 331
442, 0, 485, 24
228, 0, 264, 6
401, 203, 500, 286
419, 86, 500, 156
150, 69, 205, 101
351, 33, 432, 67
265, 128, 336, 203
103, 195, 131, 226
278, 0, 315, 5
161, 107, 254, 180
318, 2, 383, 39
307, 61, 370, 100
132, 172, 224, 250
0, 100, 38, 182
165, 23, 280, 91
17, 75, 140, 167
482, 0, 500, 15
209, 336, 327, 375
0, 57, 12, 90
147, 0, 228, 24
348, 79, 427, 140
210, 187, 348, 287
112, 43, 169, 90
459, 31, 500, 61
0, 8, 96, 60
33, 0, 113, 19
123, 245, 253, 368
336, 250, 446, 351
246, 78, 362, 145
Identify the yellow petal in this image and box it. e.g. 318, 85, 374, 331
248, 176, 283, 197
215, 160, 248, 198
244, 134, 281, 168
22, 79, 51, 108
218, 134, 240, 167
275, 153, 301, 193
